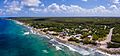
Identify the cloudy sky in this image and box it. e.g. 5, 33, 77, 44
0, 0, 120, 17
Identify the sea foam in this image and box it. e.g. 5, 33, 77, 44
58, 42, 90, 55
14, 20, 24, 25
42, 50, 49, 53
49, 39, 90, 55
24, 32, 30, 35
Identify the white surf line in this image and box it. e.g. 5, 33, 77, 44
50, 39, 90, 55
23, 32, 30, 35
14, 20, 112, 56
97, 28, 118, 56
55, 45, 62, 51
42, 50, 49, 53
13, 20, 24, 25
59, 42, 90, 55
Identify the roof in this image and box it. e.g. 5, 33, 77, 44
88, 35, 92, 38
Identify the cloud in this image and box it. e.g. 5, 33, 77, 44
4, 0, 42, 13
89, 6, 110, 14
109, 5, 120, 14
0, 9, 3, 15
111, 0, 120, 4
2, 0, 120, 16
109, 5, 118, 9
29, 8, 41, 13
28, 2, 120, 16
60, 5, 84, 14
44, 3, 84, 14
45, 3, 61, 12
44, 3, 111, 15
82, 0, 88, 2
4, 1, 22, 13
22, 0, 41, 7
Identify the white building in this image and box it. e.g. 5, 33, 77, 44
87, 35, 92, 40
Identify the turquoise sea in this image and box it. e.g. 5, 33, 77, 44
0, 19, 106, 56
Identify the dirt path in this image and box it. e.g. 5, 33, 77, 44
99, 28, 114, 49
105, 28, 114, 42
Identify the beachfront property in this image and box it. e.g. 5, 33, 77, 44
87, 35, 92, 40
12, 17, 120, 55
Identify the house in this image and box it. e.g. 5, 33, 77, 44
47, 31, 57, 35
82, 28, 89, 31
60, 32, 68, 36
87, 35, 92, 40
73, 34, 82, 39
75, 34, 82, 37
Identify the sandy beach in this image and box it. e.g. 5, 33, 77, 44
14, 20, 120, 56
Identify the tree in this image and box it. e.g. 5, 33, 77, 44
68, 38, 80, 43
92, 34, 99, 40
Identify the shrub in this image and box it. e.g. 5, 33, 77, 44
107, 42, 120, 48
68, 38, 80, 43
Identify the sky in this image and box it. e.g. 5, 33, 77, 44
0, 0, 120, 17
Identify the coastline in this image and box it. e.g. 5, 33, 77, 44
14, 20, 119, 56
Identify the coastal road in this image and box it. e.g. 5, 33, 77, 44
106, 28, 114, 42
99, 28, 114, 48
100, 28, 114, 44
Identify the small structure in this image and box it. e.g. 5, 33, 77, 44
59, 31, 68, 36
65, 28, 70, 32
42, 28, 48, 30
75, 34, 82, 37
73, 34, 82, 39
43, 28, 48, 30
87, 35, 92, 40
82, 28, 89, 31
47, 31, 57, 35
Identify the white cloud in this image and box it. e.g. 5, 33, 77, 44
44, 4, 84, 14
0, 9, 3, 15
109, 5, 118, 9
89, 6, 110, 14
5, 1, 22, 13
109, 5, 120, 14
22, 0, 41, 7
82, 0, 88, 2
61, 5, 84, 14
46, 3, 61, 12
44, 3, 111, 15
29, 8, 41, 13
4, 0, 42, 13
2, 0, 120, 16
111, 0, 120, 4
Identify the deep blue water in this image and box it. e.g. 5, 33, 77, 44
0, 19, 106, 56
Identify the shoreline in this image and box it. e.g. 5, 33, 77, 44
14, 20, 119, 56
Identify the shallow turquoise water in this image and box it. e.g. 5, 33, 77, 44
0, 19, 105, 56
0, 19, 81, 56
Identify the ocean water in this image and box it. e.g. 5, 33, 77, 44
0, 19, 106, 56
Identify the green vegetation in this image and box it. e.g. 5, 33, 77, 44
112, 25, 120, 43
107, 42, 120, 48
13, 17, 120, 48
68, 38, 80, 43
